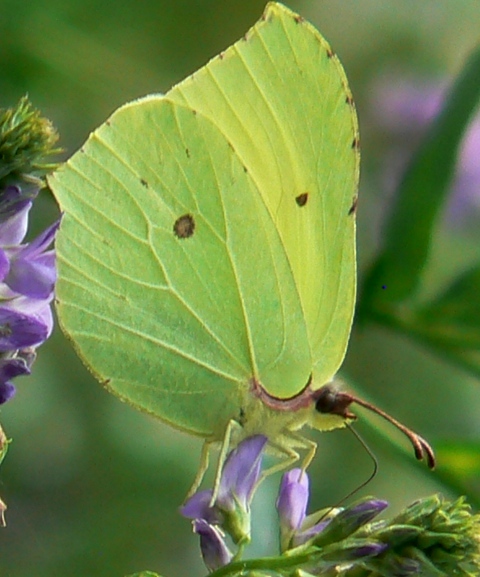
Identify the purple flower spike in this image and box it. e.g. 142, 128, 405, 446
0, 182, 58, 403
193, 519, 233, 572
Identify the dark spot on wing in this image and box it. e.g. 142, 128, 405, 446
295, 192, 309, 207
294, 15, 304, 23
185, 148, 190, 158
140, 178, 148, 187
348, 196, 358, 215
345, 94, 355, 106
174, 214, 195, 239
326, 47, 335, 59
352, 137, 360, 150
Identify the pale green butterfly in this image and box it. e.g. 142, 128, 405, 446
48, 2, 434, 493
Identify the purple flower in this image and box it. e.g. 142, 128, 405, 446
277, 468, 309, 531
277, 468, 333, 551
0, 350, 35, 403
0, 185, 58, 403
216, 434, 267, 514
277, 468, 388, 554
193, 519, 233, 572
181, 488, 224, 527
181, 435, 267, 569
277, 468, 312, 550
182, 435, 267, 522
312, 498, 388, 551
0, 184, 37, 226
0, 201, 58, 300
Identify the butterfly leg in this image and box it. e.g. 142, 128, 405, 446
258, 432, 317, 486
184, 439, 213, 501
210, 418, 242, 505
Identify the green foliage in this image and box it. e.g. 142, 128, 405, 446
204, 496, 480, 577
358, 44, 480, 379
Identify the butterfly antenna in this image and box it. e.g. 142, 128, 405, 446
315, 424, 378, 522
314, 385, 436, 469
349, 395, 436, 469
333, 424, 379, 505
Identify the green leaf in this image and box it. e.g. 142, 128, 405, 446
415, 265, 480, 342
404, 264, 480, 378
360, 43, 480, 309
436, 440, 480, 487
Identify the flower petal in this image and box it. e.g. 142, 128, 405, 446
277, 468, 309, 532
0, 185, 37, 225
0, 307, 51, 350
193, 519, 233, 572
0, 248, 10, 281
0, 202, 31, 246
217, 435, 267, 511
0, 382, 16, 404
6, 252, 56, 298
180, 489, 223, 525
14, 220, 60, 259
0, 357, 32, 381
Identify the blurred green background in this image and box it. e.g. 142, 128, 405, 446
1, 1, 480, 576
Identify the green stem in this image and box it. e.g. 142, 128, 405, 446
208, 548, 319, 577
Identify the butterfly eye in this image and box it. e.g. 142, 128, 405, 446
315, 386, 337, 413
314, 385, 356, 420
